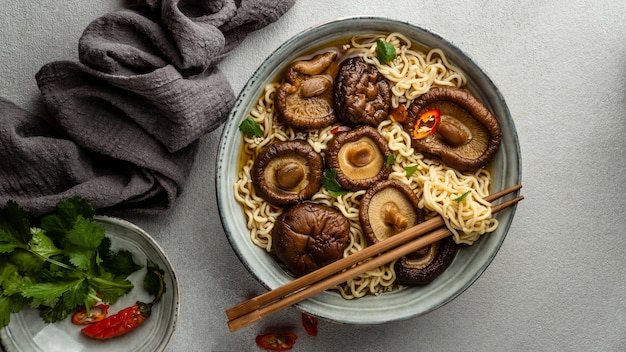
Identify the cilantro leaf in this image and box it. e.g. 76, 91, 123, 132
144, 261, 166, 300
453, 190, 472, 203
101, 249, 143, 277
40, 197, 94, 240
0, 295, 27, 327
90, 272, 134, 305
0, 197, 145, 327
0, 200, 31, 253
38, 298, 70, 323
385, 154, 396, 168
21, 279, 84, 300
322, 169, 348, 197
64, 217, 105, 251
60, 279, 89, 310
405, 165, 418, 178
63, 217, 105, 271
239, 117, 264, 138
376, 39, 397, 64
55, 197, 95, 225
28, 229, 62, 260
8, 249, 44, 274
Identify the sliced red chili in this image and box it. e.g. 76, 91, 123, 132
71, 304, 109, 325
390, 104, 407, 123
330, 125, 351, 134
255, 333, 298, 351
413, 108, 441, 139
301, 313, 318, 336
81, 265, 165, 339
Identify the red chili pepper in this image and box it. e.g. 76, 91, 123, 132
390, 104, 407, 123
71, 304, 109, 325
301, 313, 318, 336
255, 333, 298, 351
413, 108, 441, 139
80, 302, 151, 339
330, 125, 351, 134
80, 266, 165, 340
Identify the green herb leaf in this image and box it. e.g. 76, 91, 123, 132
239, 117, 264, 138
40, 197, 94, 241
38, 298, 70, 323
0, 197, 144, 328
144, 261, 166, 302
404, 165, 418, 178
453, 190, 472, 203
90, 272, 134, 305
0, 296, 12, 327
322, 169, 348, 197
376, 39, 397, 64
64, 217, 105, 251
0, 200, 31, 253
102, 248, 143, 277
29, 229, 62, 260
21, 280, 84, 300
385, 154, 396, 168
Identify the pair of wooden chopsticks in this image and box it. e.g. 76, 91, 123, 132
226, 184, 523, 331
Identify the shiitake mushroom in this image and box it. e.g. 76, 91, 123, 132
274, 51, 339, 130
325, 125, 392, 191
359, 179, 457, 286
359, 180, 424, 244
272, 203, 350, 276
405, 86, 502, 172
394, 236, 457, 286
251, 140, 322, 206
334, 57, 392, 127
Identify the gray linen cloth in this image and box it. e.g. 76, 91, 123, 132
0, 0, 295, 216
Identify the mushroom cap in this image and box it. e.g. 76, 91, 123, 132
275, 51, 339, 130
359, 180, 425, 245
325, 125, 392, 191
272, 203, 351, 276
405, 87, 502, 172
334, 57, 392, 127
394, 236, 457, 286
251, 140, 323, 206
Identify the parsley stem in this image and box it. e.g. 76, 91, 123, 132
91, 277, 134, 289
32, 250, 78, 272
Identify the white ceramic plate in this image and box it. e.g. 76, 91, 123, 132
0, 215, 179, 352
216, 16, 521, 325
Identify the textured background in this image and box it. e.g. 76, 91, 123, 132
1, 0, 625, 351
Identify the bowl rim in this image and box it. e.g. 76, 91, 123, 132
216, 16, 522, 325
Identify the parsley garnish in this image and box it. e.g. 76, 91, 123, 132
0, 197, 142, 327
238, 116, 264, 138
453, 190, 472, 203
385, 154, 396, 168
404, 165, 418, 178
376, 39, 397, 64
321, 169, 348, 197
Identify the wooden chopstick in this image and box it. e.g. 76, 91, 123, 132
227, 184, 523, 331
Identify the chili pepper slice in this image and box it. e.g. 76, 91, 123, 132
80, 302, 151, 339
301, 313, 318, 336
71, 304, 109, 325
81, 265, 165, 340
390, 104, 407, 123
330, 125, 351, 134
413, 108, 441, 139
255, 333, 298, 351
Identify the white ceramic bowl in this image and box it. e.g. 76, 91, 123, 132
216, 17, 521, 325
0, 216, 180, 351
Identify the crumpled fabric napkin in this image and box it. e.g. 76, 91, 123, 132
0, 0, 295, 216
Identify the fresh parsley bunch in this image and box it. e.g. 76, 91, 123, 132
0, 197, 142, 328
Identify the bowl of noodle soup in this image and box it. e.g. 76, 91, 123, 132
216, 17, 521, 324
